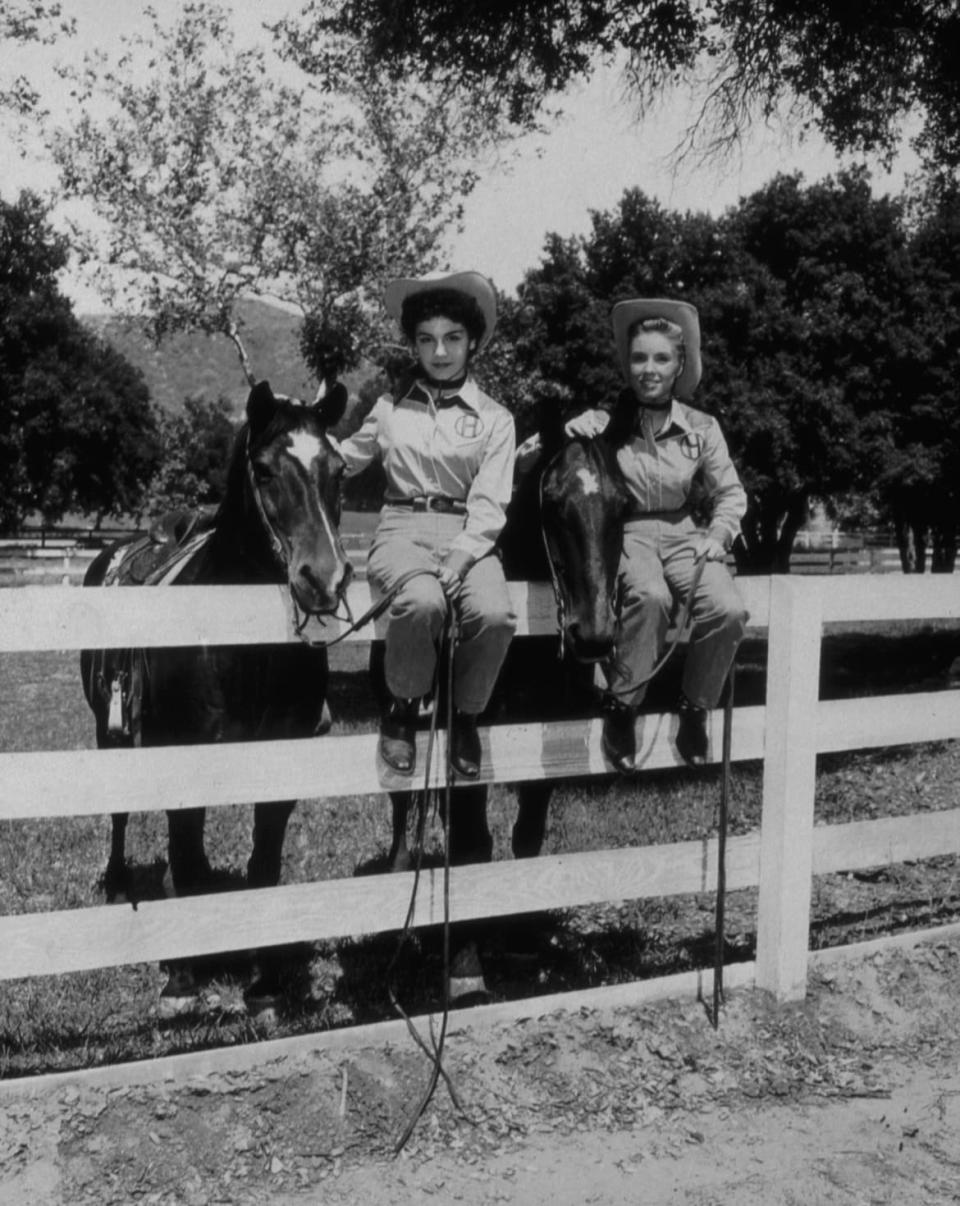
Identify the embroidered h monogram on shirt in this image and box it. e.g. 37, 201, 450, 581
455, 413, 485, 440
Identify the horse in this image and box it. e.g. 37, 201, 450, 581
383, 395, 634, 998
81, 378, 351, 1009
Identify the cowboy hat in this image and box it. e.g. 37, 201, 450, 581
384, 270, 497, 351
611, 298, 701, 400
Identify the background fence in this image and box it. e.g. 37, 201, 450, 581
1, 574, 959, 1078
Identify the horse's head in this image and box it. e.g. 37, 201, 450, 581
538, 427, 631, 662
240, 379, 352, 616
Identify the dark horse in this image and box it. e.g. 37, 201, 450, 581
81, 379, 351, 1006
384, 397, 633, 996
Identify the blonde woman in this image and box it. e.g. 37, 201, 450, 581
567, 298, 747, 773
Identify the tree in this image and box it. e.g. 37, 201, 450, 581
500, 171, 921, 572
48, 2, 524, 388
0, 191, 160, 530
145, 395, 236, 515
876, 182, 960, 571
0, 1, 74, 115
312, 0, 960, 175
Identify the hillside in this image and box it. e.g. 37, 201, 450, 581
82, 298, 326, 417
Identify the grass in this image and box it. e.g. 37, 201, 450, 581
1, 622, 959, 1077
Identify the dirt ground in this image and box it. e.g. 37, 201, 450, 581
3, 935, 960, 1205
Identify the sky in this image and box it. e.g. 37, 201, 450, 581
1, 0, 918, 309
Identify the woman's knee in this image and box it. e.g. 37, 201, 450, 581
391, 575, 446, 622
621, 572, 672, 613
460, 599, 517, 642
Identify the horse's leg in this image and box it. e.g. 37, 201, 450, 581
104, 812, 131, 903
512, 781, 553, 858
158, 807, 214, 1015
165, 807, 213, 894
247, 800, 296, 889
444, 784, 493, 1004
388, 790, 415, 872
245, 800, 297, 1017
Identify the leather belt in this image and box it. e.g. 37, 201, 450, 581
386, 495, 467, 515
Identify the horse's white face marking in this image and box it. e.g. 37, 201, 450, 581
287, 430, 323, 470
575, 467, 600, 496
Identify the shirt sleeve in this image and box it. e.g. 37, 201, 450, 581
699, 418, 747, 550
337, 396, 387, 479
444, 407, 516, 571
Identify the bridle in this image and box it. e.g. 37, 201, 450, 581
243, 426, 356, 636
537, 437, 708, 693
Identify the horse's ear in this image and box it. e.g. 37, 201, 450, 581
316, 381, 348, 429
247, 380, 277, 434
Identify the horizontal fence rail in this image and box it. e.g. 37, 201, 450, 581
1, 574, 959, 1015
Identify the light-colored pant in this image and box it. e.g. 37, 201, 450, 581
608, 511, 747, 710
367, 508, 516, 714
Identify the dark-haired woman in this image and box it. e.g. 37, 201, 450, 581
338, 271, 516, 778
567, 298, 747, 774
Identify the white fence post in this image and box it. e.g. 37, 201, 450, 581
755, 576, 823, 1001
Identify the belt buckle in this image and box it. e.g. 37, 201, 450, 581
424, 496, 443, 512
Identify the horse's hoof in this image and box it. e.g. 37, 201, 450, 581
388, 850, 415, 873
447, 942, 491, 1006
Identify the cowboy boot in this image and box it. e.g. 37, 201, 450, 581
601, 697, 639, 775
450, 710, 482, 779
676, 694, 709, 766
379, 696, 419, 774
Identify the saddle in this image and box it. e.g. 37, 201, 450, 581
102, 507, 218, 587
90, 507, 218, 742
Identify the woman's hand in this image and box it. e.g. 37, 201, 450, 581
695, 535, 727, 563
437, 565, 463, 600
564, 409, 610, 439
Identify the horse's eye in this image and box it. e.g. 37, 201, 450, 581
252, 463, 273, 485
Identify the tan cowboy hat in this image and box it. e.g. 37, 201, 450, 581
384, 270, 498, 351
611, 298, 701, 400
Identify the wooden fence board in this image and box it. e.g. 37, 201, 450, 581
0, 835, 764, 980
0, 577, 773, 652
0, 707, 769, 821
5, 803, 960, 983
812, 807, 960, 874
2, 689, 957, 822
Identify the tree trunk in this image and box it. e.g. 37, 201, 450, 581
735, 495, 807, 575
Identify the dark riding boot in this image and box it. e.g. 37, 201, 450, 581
450, 710, 482, 779
601, 698, 639, 775
379, 696, 419, 775
676, 694, 709, 766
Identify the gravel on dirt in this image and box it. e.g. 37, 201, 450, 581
3, 934, 960, 1205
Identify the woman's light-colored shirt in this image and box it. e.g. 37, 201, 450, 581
338, 377, 516, 565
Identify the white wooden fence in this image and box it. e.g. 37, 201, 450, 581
1, 575, 959, 1042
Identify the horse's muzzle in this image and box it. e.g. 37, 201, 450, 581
565, 623, 616, 664
293, 558, 353, 616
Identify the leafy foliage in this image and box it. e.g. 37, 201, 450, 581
315, 0, 960, 174
48, 2, 525, 386
0, 192, 160, 531
144, 395, 236, 515
498, 170, 953, 572
0, 0, 74, 115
